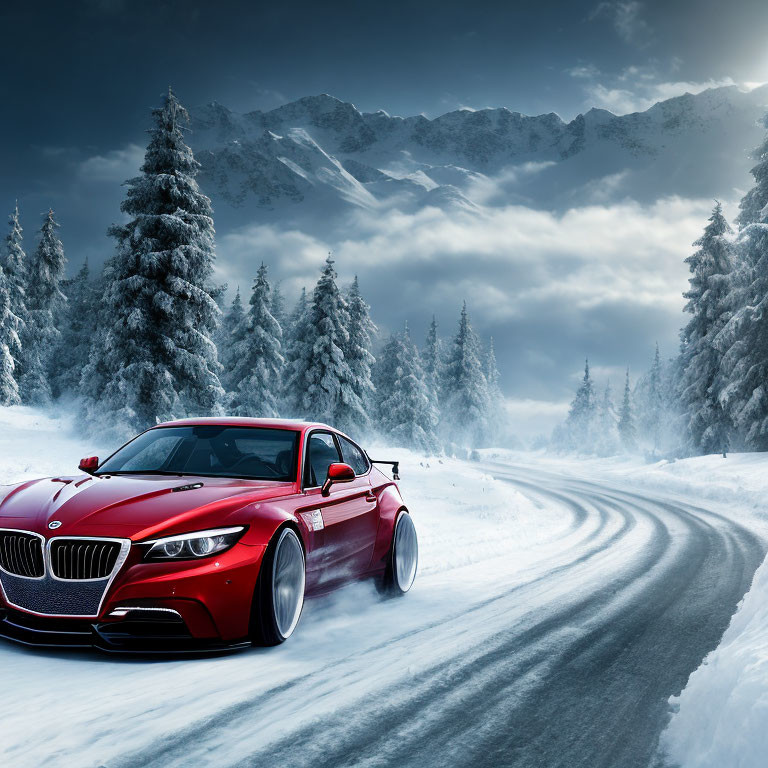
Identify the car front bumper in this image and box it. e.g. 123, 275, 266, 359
0, 542, 266, 652
0, 605, 252, 653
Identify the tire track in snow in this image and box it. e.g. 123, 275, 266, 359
222, 486, 673, 768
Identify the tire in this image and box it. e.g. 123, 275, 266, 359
250, 527, 306, 646
379, 511, 418, 596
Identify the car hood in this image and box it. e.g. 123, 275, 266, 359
0, 474, 297, 540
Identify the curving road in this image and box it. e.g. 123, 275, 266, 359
110, 463, 765, 768
0, 462, 763, 768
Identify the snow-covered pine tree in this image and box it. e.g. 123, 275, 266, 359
0, 265, 21, 405
209, 282, 227, 321
678, 202, 733, 454
20, 209, 67, 405
595, 381, 620, 456
485, 337, 503, 404
3, 203, 27, 326
441, 302, 491, 446
344, 275, 376, 424
3, 204, 26, 386
81, 88, 223, 434
52, 258, 96, 398
484, 336, 505, 441
376, 324, 439, 452
636, 343, 664, 450
735, 115, 768, 229
618, 369, 636, 451
217, 287, 245, 390
285, 255, 367, 435
563, 359, 597, 452
715, 120, 768, 449
422, 315, 443, 411
282, 287, 310, 416
229, 264, 283, 417
271, 282, 286, 333
373, 336, 398, 411
285, 287, 306, 346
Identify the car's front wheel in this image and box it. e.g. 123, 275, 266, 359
380, 511, 418, 596
250, 527, 306, 646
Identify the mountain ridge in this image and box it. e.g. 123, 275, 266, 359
187, 85, 768, 229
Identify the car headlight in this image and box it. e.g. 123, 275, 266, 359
143, 527, 246, 561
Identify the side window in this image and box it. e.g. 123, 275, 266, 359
306, 432, 341, 487
339, 436, 369, 476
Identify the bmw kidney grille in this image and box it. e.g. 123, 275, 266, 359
0, 531, 130, 617
0, 531, 45, 578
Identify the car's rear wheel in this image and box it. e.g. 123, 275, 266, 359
380, 511, 418, 596
250, 527, 306, 646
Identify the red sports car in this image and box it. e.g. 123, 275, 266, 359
0, 418, 418, 652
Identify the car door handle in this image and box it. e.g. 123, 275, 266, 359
365, 493, 377, 503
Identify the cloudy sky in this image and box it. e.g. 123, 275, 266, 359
2, 0, 768, 435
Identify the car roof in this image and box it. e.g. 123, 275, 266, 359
152, 417, 335, 434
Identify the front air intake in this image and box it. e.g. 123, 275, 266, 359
50, 539, 122, 580
0, 532, 45, 578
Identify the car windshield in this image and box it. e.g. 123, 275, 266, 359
97, 426, 300, 481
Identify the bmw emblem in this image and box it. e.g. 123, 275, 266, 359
48, 521, 62, 530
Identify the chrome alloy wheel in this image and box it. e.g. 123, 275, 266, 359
393, 512, 418, 592
271, 528, 306, 640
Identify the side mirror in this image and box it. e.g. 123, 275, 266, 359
321, 462, 355, 496
79, 456, 99, 475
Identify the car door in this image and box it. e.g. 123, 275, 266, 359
299, 431, 378, 591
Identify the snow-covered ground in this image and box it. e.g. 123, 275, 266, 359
0, 405, 112, 484
1, 407, 768, 767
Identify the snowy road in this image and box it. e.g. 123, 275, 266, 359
0, 457, 763, 768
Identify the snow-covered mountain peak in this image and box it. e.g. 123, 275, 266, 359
188, 85, 768, 231
583, 107, 618, 123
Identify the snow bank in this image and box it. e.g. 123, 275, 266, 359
478, 448, 768, 530
596, 452, 768, 526
660, 556, 768, 767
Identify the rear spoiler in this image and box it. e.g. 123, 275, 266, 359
368, 458, 400, 480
